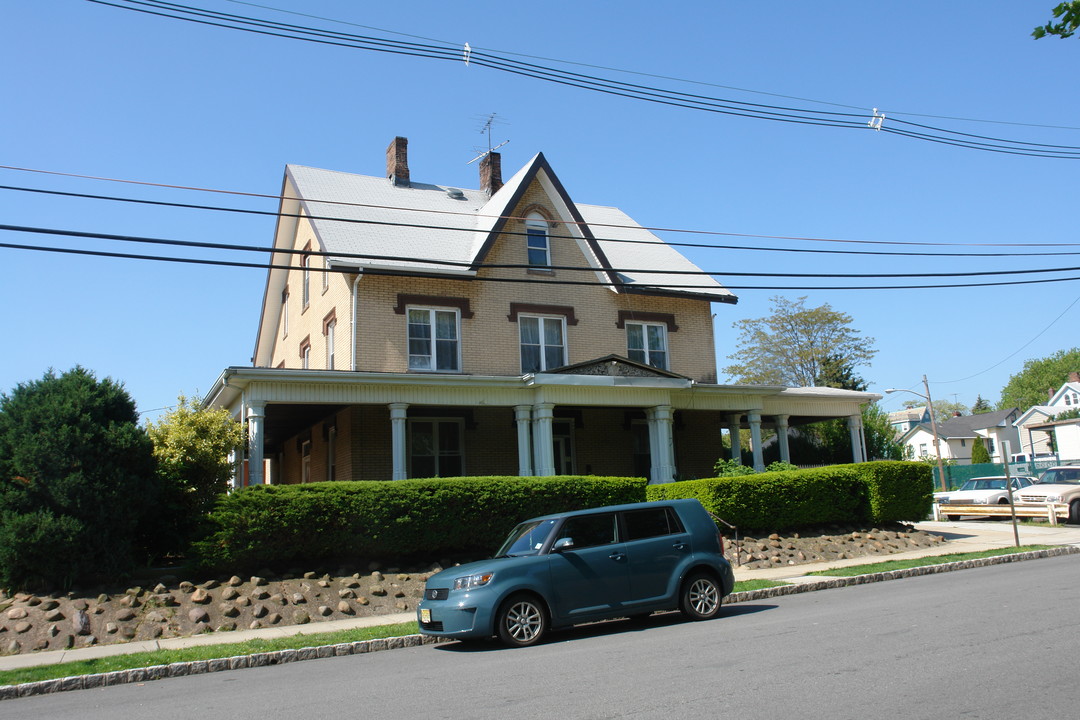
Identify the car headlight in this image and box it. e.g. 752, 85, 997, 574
453, 572, 494, 591
937, 496, 949, 504
1045, 495, 1062, 503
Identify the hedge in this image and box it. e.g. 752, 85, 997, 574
189, 475, 646, 572
647, 461, 932, 533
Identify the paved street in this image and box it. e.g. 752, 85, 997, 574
6, 552, 1079, 720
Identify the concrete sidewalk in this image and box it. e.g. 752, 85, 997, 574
3, 520, 1079, 674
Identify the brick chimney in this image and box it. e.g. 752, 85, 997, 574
386, 136, 409, 187
1070, 371, 1080, 383
480, 151, 502, 195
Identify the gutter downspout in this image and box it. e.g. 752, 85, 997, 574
351, 272, 362, 371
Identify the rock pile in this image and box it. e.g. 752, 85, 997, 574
728, 523, 945, 569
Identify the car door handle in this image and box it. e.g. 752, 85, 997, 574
608, 552, 626, 561
672, 542, 687, 550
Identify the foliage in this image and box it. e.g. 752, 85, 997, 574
1033, 2, 1080, 38
648, 461, 930, 532
712, 458, 758, 476
145, 395, 244, 556
1051, 407, 1080, 422
190, 476, 647, 573
0, 367, 159, 589
998, 348, 1080, 411
792, 403, 904, 465
815, 353, 868, 391
904, 398, 968, 423
971, 395, 993, 414
723, 296, 876, 387
970, 438, 992, 464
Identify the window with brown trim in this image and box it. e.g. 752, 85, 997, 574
507, 303, 578, 325
394, 294, 473, 318
299, 335, 312, 370
615, 311, 678, 332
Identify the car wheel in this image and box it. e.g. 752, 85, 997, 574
946, 515, 960, 521
496, 594, 548, 647
1070, 500, 1080, 525
679, 571, 722, 621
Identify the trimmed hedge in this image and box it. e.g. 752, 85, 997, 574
647, 461, 932, 532
190, 476, 646, 572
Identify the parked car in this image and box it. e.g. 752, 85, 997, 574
934, 476, 1036, 521
416, 499, 735, 647
1015, 465, 1080, 524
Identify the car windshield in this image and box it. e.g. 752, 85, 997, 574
960, 479, 1007, 491
494, 519, 558, 557
1037, 469, 1080, 485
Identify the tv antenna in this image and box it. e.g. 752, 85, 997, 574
467, 113, 509, 164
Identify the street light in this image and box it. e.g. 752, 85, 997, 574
886, 375, 948, 492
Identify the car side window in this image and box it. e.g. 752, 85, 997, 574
622, 507, 684, 541
556, 513, 618, 550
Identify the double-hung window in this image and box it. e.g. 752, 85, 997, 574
626, 322, 668, 370
408, 307, 460, 371
525, 213, 550, 267
520, 315, 565, 373
409, 419, 464, 477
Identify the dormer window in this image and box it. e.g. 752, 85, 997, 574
525, 213, 550, 267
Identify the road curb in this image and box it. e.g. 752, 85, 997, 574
3, 545, 1078, 702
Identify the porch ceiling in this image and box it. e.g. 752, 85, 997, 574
263, 404, 345, 452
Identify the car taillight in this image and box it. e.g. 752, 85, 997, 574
717, 530, 725, 555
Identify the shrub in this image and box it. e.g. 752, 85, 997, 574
190, 476, 646, 572
0, 367, 160, 589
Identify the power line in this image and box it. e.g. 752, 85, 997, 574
7, 166, 1080, 253
90, 0, 1080, 159
6, 224, 1080, 291
220, 0, 1080, 133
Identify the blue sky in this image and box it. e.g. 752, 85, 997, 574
2, 0, 1078, 421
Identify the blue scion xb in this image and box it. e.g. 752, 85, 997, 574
416, 498, 735, 647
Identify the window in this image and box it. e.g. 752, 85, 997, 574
622, 507, 684, 541
322, 259, 330, 293
555, 513, 617, 550
301, 440, 311, 483
626, 322, 668, 370
325, 319, 336, 370
409, 419, 464, 477
525, 213, 550, 267
301, 250, 311, 309
520, 315, 565, 373
299, 337, 311, 369
281, 288, 289, 339
326, 426, 337, 482
408, 307, 460, 371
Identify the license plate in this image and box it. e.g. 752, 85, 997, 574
420, 608, 431, 624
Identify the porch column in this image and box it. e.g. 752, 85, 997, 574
748, 410, 765, 472
514, 405, 534, 476
775, 414, 791, 464
532, 403, 556, 477
727, 414, 742, 463
389, 403, 409, 480
649, 405, 676, 484
247, 402, 266, 485
848, 413, 866, 463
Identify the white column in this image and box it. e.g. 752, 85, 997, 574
748, 410, 765, 472
532, 403, 556, 477
649, 405, 676, 484
247, 402, 266, 485
389, 403, 409, 480
775, 414, 791, 465
848, 413, 865, 463
727, 414, 742, 463
514, 405, 534, 476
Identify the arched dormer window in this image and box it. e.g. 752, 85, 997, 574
525, 212, 550, 267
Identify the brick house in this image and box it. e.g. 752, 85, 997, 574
205, 137, 879, 485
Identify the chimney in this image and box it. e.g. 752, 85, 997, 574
1070, 371, 1080, 383
386, 136, 410, 187
480, 151, 502, 195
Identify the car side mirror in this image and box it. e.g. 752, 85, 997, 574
552, 537, 575, 552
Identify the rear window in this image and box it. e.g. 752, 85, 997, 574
622, 507, 684, 541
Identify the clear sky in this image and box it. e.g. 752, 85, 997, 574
2, 0, 1078, 422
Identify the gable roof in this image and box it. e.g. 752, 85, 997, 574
907, 408, 1020, 441
283, 155, 737, 303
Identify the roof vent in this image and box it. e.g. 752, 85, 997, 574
446, 187, 465, 199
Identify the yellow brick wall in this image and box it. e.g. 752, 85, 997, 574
352, 177, 718, 382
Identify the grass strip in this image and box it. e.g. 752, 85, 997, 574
0, 622, 417, 687
806, 545, 1055, 577
731, 579, 788, 592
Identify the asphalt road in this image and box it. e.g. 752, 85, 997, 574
6, 555, 1079, 720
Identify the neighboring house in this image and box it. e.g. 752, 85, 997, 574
898, 408, 1020, 464
205, 137, 880, 485
888, 406, 929, 436
1013, 374, 1080, 462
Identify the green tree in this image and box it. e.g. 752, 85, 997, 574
1033, 2, 1080, 38
971, 395, 993, 414
723, 296, 876, 387
998, 348, 1080, 411
808, 402, 905, 464
146, 395, 244, 555
815, 353, 868, 391
903, 398, 968, 424
970, 438, 992, 464
0, 367, 159, 589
